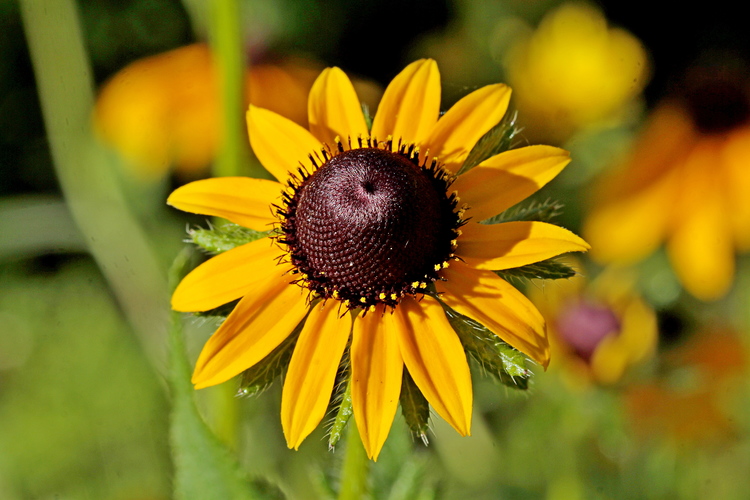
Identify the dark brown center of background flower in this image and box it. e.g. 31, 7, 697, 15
556, 299, 621, 362
278, 146, 461, 309
682, 66, 750, 134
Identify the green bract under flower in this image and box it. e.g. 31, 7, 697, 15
168, 59, 589, 460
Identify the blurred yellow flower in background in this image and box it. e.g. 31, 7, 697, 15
505, 2, 649, 142
94, 43, 319, 179
585, 63, 750, 300
531, 263, 657, 386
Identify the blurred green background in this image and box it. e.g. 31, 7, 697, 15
2, 0, 750, 498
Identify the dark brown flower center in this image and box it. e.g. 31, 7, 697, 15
277, 144, 462, 309
682, 66, 750, 134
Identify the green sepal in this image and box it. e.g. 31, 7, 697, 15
237, 320, 302, 398
494, 257, 577, 284
327, 340, 353, 450
458, 110, 520, 175
444, 307, 530, 389
481, 199, 564, 225
327, 375, 353, 451
400, 369, 430, 445
189, 222, 271, 254
193, 299, 240, 319
362, 103, 373, 131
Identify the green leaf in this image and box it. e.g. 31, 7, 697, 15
444, 307, 530, 389
327, 376, 353, 451
238, 322, 302, 398
458, 110, 520, 175
190, 223, 271, 254
168, 250, 268, 500
399, 369, 430, 445
327, 342, 353, 450
194, 298, 241, 319
480, 199, 564, 225
494, 258, 577, 284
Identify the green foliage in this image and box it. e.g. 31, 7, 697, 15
190, 223, 271, 254
458, 111, 520, 174
494, 258, 577, 284
362, 103, 374, 131
481, 199, 564, 225
328, 377, 353, 451
400, 369, 431, 445
327, 342, 353, 450
444, 308, 530, 389
238, 323, 302, 398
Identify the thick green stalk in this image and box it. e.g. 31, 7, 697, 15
338, 422, 370, 500
210, 0, 250, 178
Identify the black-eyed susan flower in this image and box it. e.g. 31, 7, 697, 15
530, 262, 657, 386
504, 3, 649, 142
168, 60, 589, 459
585, 62, 750, 301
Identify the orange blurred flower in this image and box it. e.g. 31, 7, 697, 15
531, 263, 657, 386
94, 43, 320, 179
585, 62, 750, 300
504, 3, 649, 142
625, 329, 748, 447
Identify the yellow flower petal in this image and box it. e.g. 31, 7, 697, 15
458, 220, 590, 270
282, 303, 352, 450
722, 127, 750, 251
371, 59, 440, 145
308, 67, 369, 147
436, 261, 549, 367
452, 145, 571, 221
167, 176, 281, 231
392, 295, 472, 436
585, 168, 677, 263
591, 296, 657, 384
192, 272, 308, 389
351, 305, 404, 461
423, 84, 512, 172
667, 154, 734, 301
172, 238, 283, 312
247, 105, 322, 182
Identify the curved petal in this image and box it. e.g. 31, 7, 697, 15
392, 296, 472, 436
451, 145, 570, 221
191, 272, 309, 389
167, 176, 281, 230
371, 59, 440, 146
585, 168, 677, 264
423, 84, 512, 172
282, 303, 352, 450
591, 296, 657, 384
351, 305, 404, 460
436, 261, 549, 367
308, 67, 369, 147
458, 221, 590, 270
247, 105, 322, 182
668, 184, 734, 301
172, 237, 283, 312
721, 127, 750, 251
